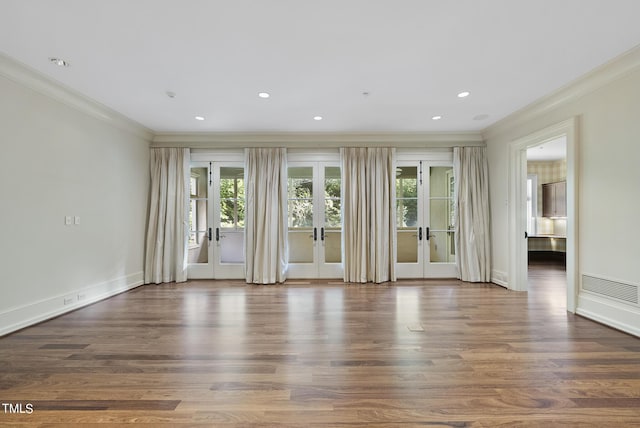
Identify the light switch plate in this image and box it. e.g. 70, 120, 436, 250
65, 216, 72, 225
74, 216, 80, 225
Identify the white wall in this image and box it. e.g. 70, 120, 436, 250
0, 60, 151, 335
485, 49, 640, 335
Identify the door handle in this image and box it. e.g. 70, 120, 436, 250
418, 227, 422, 241
208, 228, 212, 241
426, 227, 430, 240
320, 227, 325, 241
313, 227, 318, 241
215, 227, 220, 242
524, 231, 528, 239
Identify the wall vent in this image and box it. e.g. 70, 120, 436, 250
582, 275, 638, 305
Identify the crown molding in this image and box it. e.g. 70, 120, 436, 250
483, 44, 640, 140
152, 131, 484, 148
0, 53, 153, 142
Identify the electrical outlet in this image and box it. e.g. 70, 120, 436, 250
64, 297, 74, 305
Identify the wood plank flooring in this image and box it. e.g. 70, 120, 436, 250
1, 269, 639, 427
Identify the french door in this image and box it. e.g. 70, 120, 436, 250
395, 160, 457, 278
287, 162, 342, 278
188, 161, 245, 279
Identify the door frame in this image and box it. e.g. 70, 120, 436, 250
508, 117, 578, 312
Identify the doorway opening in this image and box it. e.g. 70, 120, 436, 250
526, 137, 567, 307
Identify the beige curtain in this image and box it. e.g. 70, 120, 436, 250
453, 146, 491, 282
244, 148, 288, 284
341, 147, 396, 283
144, 148, 190, 284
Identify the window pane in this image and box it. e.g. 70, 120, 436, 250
191, 167, 207, 197
188, 232, 208, 264
288, 230, 314, 263
220, 199, 237, 228
189, 200, 196, 235
325, 167, 341, 198
288, 167, 313, 199
429, 231, 455, 263
396, 167, 417, 197
324, 230, 341, 263
325, 199, 341, 228
236, 202, 245, 227
288, 199, 313, 227
429, 167, 453, 197
396, 198, 418, 227
397, 229, 418, 263
190, 177, 197, 197
429, 199, 451, 230
219, 231, 244, 264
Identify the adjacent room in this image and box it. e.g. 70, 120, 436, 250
526, 137, 568, 306
1, 1, 639, 426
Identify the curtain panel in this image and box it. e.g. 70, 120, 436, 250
341, 147, 396, 283
453, 146, 491, 282
144, 148, 190, 284
244, 148, 288, 284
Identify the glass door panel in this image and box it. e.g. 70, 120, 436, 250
189, 167, 209, 263
323, 166, 341, 264
288, 166, 315, 265
218, 167, 245, 266
319, 166, 342, 276
395, 165, 422, 276
188, 163, 213, 278
425, 165, 457, 277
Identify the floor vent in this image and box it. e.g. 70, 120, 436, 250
582, 275, 638, 304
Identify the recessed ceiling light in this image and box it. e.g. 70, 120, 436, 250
49, 57, 69, 67
457, 91, 470, 98
166, 91, 176, 98
194, 116, 205, 121
432, 115, 442, 120
258, 92, 270, 98
313, 116, 323, 121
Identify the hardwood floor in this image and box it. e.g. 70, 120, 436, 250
1, 275, 639, 427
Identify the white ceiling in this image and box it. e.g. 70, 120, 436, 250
1, 0, 640, 134
527, 137, 566, 161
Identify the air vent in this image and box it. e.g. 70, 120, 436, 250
582, 275, 638, 305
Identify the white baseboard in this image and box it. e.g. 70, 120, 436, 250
491, 269, 508, 288
0, 272, 144, 336
577, 292, 640, 338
